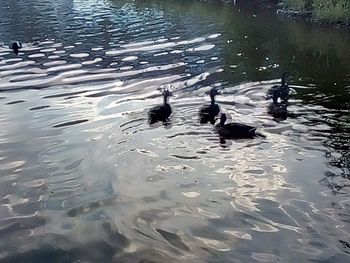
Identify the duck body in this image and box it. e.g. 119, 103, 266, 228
148, 89, 172, 124
199, 88, 220, 124
148, 104, 172, 124
269, 85, 289, 103
266, 72, 290, 103
199, 103, 220, 124
216, 122, 257, 139
10, 41, 22, 55
215, 113, 257, 139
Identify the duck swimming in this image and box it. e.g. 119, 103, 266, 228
10, 41, 22, 56
148, 89, 172, 124
215, 113, 259, 141
266, 72, 290, 103
199, 88, 220, 124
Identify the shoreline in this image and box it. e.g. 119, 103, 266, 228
198, 0, 350, 29
276, 8, 350, 30
277, 1, 350, 29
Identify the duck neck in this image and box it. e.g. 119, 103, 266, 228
210, 95, 215, 105
163, 95, 168, 105
219, 117, 226, 126
282, 76, 288, 87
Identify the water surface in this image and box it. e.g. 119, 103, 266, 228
0, 0, 350, 262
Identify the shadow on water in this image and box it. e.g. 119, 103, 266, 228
267, 102, 289, 121
0, 0, 350, 262
321, 117, 350, 195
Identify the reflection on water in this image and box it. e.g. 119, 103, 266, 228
0, 0, 350, 261
267, 102, 289, 121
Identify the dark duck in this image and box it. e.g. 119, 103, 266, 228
199, 88, 220, 124
266, 72, 290, 104
10, 41, 22, 56
215, 113, 261, 142
148, 89, 172, 124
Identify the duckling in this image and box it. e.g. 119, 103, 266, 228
266, 72, 290, 103
215, 113, 258, 141
148, 89, 172, 124
10, 41, 22, 56
199, 88, 220, 124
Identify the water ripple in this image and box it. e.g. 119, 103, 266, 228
0, 0, 349, 262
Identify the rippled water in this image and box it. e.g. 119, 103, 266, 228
0, 0, 350, 262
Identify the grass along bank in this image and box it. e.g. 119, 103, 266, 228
282, 0, 350, 24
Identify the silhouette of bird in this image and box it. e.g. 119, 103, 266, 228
266, 72, 290, 103
215, 113, 260, 142
148, 89, 172, 124
10, 41, 22, 56
199, 88, 221, 124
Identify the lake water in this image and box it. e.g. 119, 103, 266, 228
0, 0, 350, 262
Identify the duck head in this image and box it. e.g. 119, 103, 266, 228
219, 113, 227, 126
281, 72, 290, 86
209, 88, 220, 104
162, 89, 172, 104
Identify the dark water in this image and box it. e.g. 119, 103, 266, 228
0, 0, 350, 262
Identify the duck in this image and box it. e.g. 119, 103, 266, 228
198, 88, 221, 124
215, 113, 259, 141
266, 72, 290, 104
148, 89, 172, 124
10, 41, 22, 56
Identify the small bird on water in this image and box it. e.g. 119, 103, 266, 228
148, 89, 172, 124
198, 87, 221, 124
215, 113, 263, 143
266, 72, 290, 104
10, 41, 22, 56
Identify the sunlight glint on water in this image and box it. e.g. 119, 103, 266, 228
0, 0, 350, 262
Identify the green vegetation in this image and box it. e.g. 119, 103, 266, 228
282, 0, 350, 24
282, 0, 310, 12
